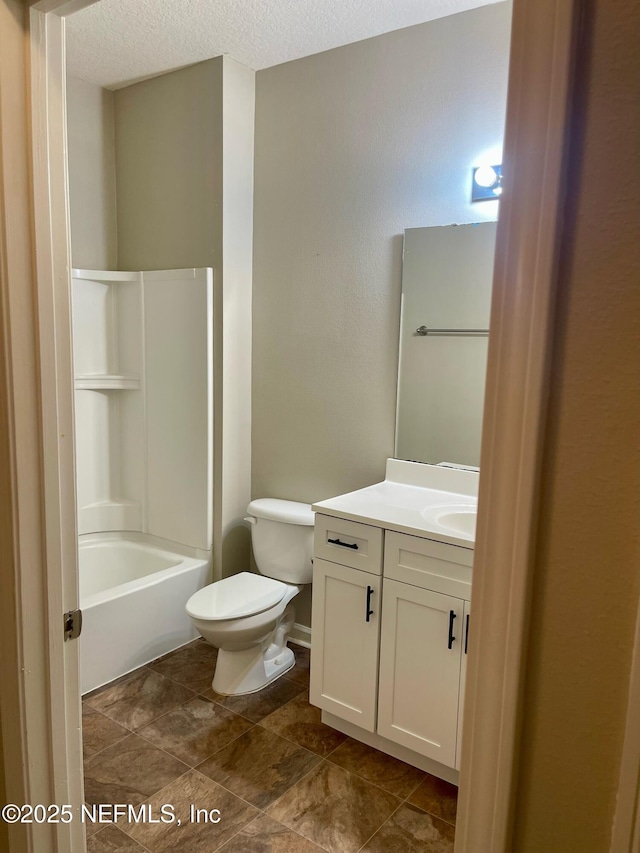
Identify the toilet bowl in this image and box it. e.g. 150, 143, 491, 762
185, 498, 314, 695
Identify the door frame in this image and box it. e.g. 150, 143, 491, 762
0, 1, 96, 851
1, 0, 638, 852
454, 0, 579, 849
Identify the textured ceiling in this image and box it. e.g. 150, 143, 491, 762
66, 0, 501, 90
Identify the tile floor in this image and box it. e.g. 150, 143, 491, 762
83, 640, 457, 853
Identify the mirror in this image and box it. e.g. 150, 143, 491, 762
395, 222, 497, 467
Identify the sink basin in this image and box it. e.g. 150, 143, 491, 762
435, 510, 476, 537
420, 504, 477, 539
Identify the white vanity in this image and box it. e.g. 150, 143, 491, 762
309, 459, 478, 785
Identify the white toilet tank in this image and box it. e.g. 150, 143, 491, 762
246, 499, 314, 585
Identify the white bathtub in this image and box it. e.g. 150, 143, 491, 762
79, 534, 210, 694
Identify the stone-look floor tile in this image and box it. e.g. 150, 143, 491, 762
84, 816, 103, 839
286, 644, 311, 687
87, 824, 148, 852
150, 640, 218, 694
260, 691, 347, 757
328, 737, 425, 798
218, 813, 326, 853
360, 803, 455, 853
86, 668, 194, 731
82, 705, 129, 759
407, 774, 458, 825
204, 676, 304, 723
139, 695, 253, 766
267, 761, 401, 853
84, 734, 188, 806
197, 726, 321, 810
126, 769, 258, 853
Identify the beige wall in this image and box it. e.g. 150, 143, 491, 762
252, 4, 511, 503
66, 76, 117, 270
513, 0, 640, 849
114, 59, 224, 273
253, 3, 511, 624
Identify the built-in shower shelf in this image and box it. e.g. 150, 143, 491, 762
75, 374, 141, 390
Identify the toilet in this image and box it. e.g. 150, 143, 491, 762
186, 498, 314, 695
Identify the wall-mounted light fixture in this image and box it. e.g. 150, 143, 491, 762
471, 164, 502, 202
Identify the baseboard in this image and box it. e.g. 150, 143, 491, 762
289, 622, 311, 649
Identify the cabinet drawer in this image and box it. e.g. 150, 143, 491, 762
385, 531, 472, 598
314, 514, 383, 575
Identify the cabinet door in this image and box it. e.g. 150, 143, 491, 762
309, 558, 381, 731
377, 579, 463, 767
455, 600, 471, 770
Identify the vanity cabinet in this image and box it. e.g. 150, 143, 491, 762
310, 559, 381, 731
377, 580, 467, 768
310, 512, 472, 775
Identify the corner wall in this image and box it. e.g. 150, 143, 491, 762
113, 58, 254, 580
66, 76, 117, 269
252, 3, 511, 625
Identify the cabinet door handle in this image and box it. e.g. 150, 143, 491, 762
465, 613, 470, 655
366, 585, 374, 622
327, 537, 359, 550
448, 610, 457, 649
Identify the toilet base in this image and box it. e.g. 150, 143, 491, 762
212, 644, 295, 696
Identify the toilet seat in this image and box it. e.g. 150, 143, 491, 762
186, 572, 288, 622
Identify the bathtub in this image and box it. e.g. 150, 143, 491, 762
79, 534, 210, 694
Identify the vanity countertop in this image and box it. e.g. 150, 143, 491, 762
312, 459, 479, 549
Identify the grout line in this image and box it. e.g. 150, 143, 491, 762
323, 750, 427, 803
213, 815, 259, 853
355, 798, 405, 853
100, 823, 155, 853
131, 721, 223, 770
82, 730, 131, 765
184, 722, 260, 768
190, 766, 264, 814
400, 774, 458, 828
111, 767, 196, 852
129, 684, 222, 737
399, 797, 458, 831
85, 677, 200, 738
84, 801, 156, 853
182, 773, 333, 853
192, 733, 321, 811
255, 756, 327, 817
255, 714, 339, 762
400, 774, 427, 803
287, 823, 333, 853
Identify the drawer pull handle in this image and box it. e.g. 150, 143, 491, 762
327, 537, 359, 550
465, 613, 469, 655
366, 585, 374, 622
448, 610, 457, 649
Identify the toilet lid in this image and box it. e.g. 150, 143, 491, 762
186, 572, 288, 621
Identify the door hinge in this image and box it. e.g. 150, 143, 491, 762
63, 609, 83, 641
